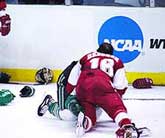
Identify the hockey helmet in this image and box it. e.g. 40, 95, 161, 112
35, 67, 53, 84
97, 42, 114, 55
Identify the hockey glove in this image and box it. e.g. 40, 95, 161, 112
0, 8, 11, 36
132, 78, 153, 89
0, 72, 11, 83
0, 89, 15, 105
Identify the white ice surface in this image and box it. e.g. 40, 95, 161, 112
0, 83, 165, 138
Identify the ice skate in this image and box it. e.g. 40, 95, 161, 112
76, 112, 86, 138
116, 124, 139, 138
37, 95, 53, 116
124, 126, 136, 138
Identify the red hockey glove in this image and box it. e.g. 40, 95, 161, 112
0, 10, 11, 36
132, 78, 153, 89
0, 1, 6, 10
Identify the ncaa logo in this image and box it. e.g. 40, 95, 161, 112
98, 16, 144, 63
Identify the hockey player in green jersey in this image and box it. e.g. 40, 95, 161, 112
37, 61, 84, 120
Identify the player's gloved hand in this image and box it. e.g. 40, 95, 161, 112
0, 9, 11, 36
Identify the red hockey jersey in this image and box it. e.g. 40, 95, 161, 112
67, 51, 128, 96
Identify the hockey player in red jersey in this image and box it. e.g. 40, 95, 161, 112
65, 42, 140, 138
0, 0, 11, 36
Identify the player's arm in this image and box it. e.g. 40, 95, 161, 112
66, 62, 81, 94
113, 60, 128, 97
57, 61, 82, 117
57, 61, 78, 109
0, 0, 11, 36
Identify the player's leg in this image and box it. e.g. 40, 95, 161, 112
37, 94, 77, 120
49, 99, 77, 121
96, 93, 139, 138
57, 75, 66, 110
65, 95, 83, 116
